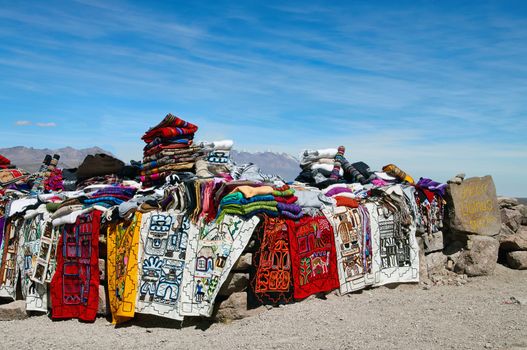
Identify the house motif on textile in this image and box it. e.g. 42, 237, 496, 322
180, 215, 259, 317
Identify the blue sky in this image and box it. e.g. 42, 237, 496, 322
0, 0, 526, 196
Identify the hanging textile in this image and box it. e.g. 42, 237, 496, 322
18, 207, 50, 312
135, 211, 194, 321
180, 214, 259, 317
50, 210, 101, 322
249, 216, 294, 307
287, 216, 339, 300
0, 217, 24, 299
366, 197, 419, 286
322, 205, 374, 294
107, 212, 142, 324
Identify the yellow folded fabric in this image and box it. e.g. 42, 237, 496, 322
231, 185, 274, 198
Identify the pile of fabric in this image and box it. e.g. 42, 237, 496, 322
0, 112, 451, 326
140, 114, 202, 185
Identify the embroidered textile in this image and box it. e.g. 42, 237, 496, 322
287, 216, 339, 300
50, 210, 101, 321
136, 211, 195, 320
322, 206, 373, 294
180, 215, 259, 317
107, 213, 142, 324
249, 216, 294, 307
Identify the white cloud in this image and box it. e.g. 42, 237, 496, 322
36, 122, 56, 127
15, 120, 31, 126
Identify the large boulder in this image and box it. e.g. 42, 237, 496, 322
218, 273, 249, 297
507, 251, 527, 270
499, 226, 527, 253
454, 236, 499, 276
501, 208, 523, 233
425, 252, 447, 276
214, 292, 264, 322
498, 197, 519, 209
232, 253, 252, 272
0, 300, 27, 321
423, 231, 444, 254
445, 176, 501, 236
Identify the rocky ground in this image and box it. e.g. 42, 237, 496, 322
1, 264, 525, 350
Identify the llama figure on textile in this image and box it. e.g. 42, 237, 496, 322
311, 251, 330, 276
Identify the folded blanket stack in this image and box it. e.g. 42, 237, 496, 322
217, 185, 278, 221
140, 114, 203, 184
82, 185, 138, 209
273, 185, 302, 219
295, 148, 344, 188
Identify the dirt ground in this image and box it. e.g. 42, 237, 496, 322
1, 264, 526, 350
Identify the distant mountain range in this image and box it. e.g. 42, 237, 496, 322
231, 150, 299, 181
0, 146, 301, 181
0, 146, 113, 173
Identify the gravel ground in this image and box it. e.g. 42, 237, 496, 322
1, 265, 526, 350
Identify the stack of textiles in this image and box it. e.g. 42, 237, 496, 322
82, 185, 138, 209
273, 185, 302, 219
322, 183, 365, 208
195, 140, 234, 178
217, 185, 278, 221
296, 147, 379, 188
296, 148, 342, 188
140, 114, 204, 185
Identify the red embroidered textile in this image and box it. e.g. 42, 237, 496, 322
51, 210, 101, 321
287, 216, 339, 300
249, 216, 294, 307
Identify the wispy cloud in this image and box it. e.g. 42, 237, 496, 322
0, 1, 526, 195
36, 122, 56, 127
15, 120, 31, 126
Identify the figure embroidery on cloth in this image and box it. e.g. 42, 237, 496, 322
179, 214, 259, 317
107, 212, 142, 324
135, 211, 194, 320
249, 216, 294, 307
50, 210, 101, 322
287, 216, 339, 300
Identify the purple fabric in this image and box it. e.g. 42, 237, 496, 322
0, 216, 4, 246
325, 187, 353, 197
371, 179, 388, 187
416, 177, 447, 197
280, 210, 304, 220
91, 186, 136, 198
277, 202, 302, 214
